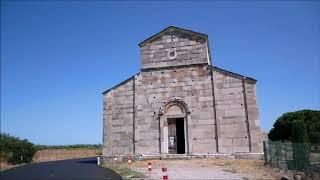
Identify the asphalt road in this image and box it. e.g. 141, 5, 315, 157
0, 157, 122, 180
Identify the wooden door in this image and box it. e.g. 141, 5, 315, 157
168, 119, 177, 154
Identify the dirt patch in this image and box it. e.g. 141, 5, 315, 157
33, 149, 100, 162
129, 159, 285, 179
0, 162, 19, 171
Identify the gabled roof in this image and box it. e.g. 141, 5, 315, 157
210, 66, 257, 83
102, 73, 140, 94
102, 64, 257, 95
138, 26, 208, 47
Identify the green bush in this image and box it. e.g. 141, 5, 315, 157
268, 110, 320, 143
0, 133, 36, 164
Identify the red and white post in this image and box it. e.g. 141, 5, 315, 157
147, 162, 152, 177
127, 155, 132, 170
113, 156, 118, 166
162, 165, 168, 180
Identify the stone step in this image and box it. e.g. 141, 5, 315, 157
161, 154, 191, 160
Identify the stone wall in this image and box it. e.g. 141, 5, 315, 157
244, 79, 263, 152
212, 68, 262, 153
103, 65, 263, 156
140, 31, 210, 69
103, 78, 135, 156
135, 65, 217, 154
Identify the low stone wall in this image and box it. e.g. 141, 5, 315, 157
190, 153, 235, 160
234, 153, 264, 160
102, 152, 264, 163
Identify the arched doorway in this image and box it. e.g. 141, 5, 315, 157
158, 98, 190, 154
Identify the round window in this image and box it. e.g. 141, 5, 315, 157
169, 51, 175, 57
167, 49, 177, 59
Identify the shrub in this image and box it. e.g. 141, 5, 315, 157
0, 133, 36, 164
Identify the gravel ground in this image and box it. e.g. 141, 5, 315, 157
135, 166, 252, 179
131, 159, 282, 179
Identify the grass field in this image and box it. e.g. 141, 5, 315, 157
33, 149, 101, 162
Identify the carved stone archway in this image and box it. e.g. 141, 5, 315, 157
158, 97, 190, 116
157, 97, 190, 154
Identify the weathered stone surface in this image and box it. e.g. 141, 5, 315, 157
102, 26, 263, 159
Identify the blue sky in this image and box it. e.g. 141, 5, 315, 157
1, 1, 319, 145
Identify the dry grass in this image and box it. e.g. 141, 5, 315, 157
33, 149, 100, 162
102, 163, 146, 178
130, 159, 282, 179
0, 162, 18, 171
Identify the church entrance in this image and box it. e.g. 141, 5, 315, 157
168, 118, 185, 154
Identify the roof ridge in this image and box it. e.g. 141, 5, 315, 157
102, 72, 140, 94
210, 65, 257, 83
138, 26, 208, 47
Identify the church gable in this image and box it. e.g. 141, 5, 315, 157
139, 26, 207, 47
140, 26, 211, 70
102, 26, 263, 158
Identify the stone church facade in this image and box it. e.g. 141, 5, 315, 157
102, 26, 263, 159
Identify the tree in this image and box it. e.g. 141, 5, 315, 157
291, 120, 309, 143
291, 120, 310, 170
307, 121, 320, 144
268, 109, 320, 143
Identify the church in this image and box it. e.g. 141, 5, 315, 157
102, 26, 263, 160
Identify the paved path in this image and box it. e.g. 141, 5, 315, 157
0, 157, 122, 180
